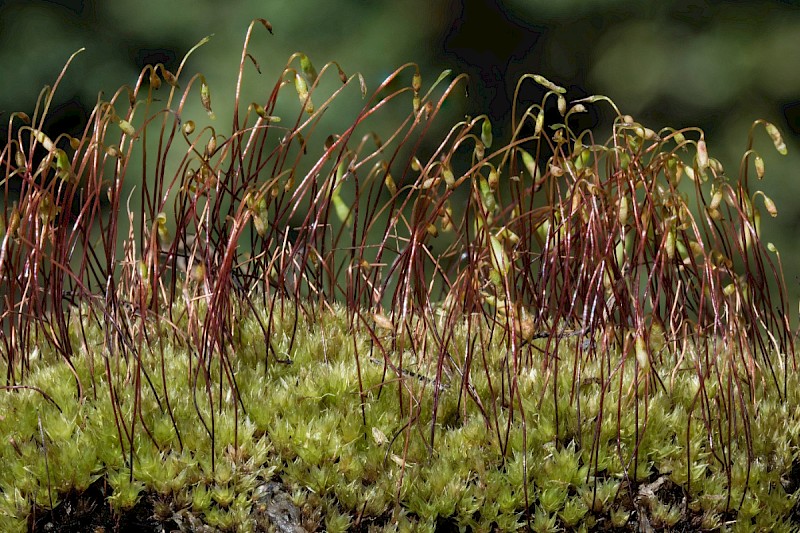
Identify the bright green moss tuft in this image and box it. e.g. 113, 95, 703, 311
1, 303, 799, 529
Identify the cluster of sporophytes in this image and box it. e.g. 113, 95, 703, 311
1, 18, 798, 532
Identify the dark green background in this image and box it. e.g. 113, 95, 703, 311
2, 0, 799, 302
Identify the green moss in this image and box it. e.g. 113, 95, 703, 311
0, 302, 797, 529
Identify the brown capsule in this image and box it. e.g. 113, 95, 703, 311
474, 140, 485, 160
412, 69, 422, 93
519, 316, 535, 344
762, 194, 778, 218
161, 67, 179, 88
257, 18, 273, 34
191, 264, 206, 282
440, 209, 453, 232
8, 206, 20, 236
149, 68, 161, 90
372, 312, 394, 332
384, 173, 397, 196
358, 73, 367, 98
488, 167, 499, 190
336, 64, 348, 84
696, 140, 709, 169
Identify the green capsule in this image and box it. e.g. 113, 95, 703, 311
665, 227, 675, 260
519, 148, 537, 180
294, 73, 314, 114
156, 211, 170, 242
765, 122, 787, 155
534, 109, 545, 136
117, 118, 136, 136
54, 148, 72, 182
31, 129, 55, 151
299, 53, 317, 84
754, 155, 765, 179
442, 164, 455, 188
253, 215, 267, 237
635, 335, 649, 371
488, 235, 509, 285
384, 172, 397, 196
200, 78, 214, 119
532, 74, 566, 94
618, 195, 629, 225
331, 188, 351, 226
478, 175, 496, 212
481, 117, 492, 149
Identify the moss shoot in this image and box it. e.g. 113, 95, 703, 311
0, 18, 797, 533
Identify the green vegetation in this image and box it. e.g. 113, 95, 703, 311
3, 303, 800, 531
0, 19, 797, 532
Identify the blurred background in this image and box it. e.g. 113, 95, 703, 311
1, 0, 799, 301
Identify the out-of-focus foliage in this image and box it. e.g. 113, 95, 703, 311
0, 0, 450, 145
1, 0, 798, 299
500, 0, 800, 298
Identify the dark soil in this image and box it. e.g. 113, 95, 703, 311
29, 476, 308, 533
30, 477, 170, 532
26, 467, 800, 532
